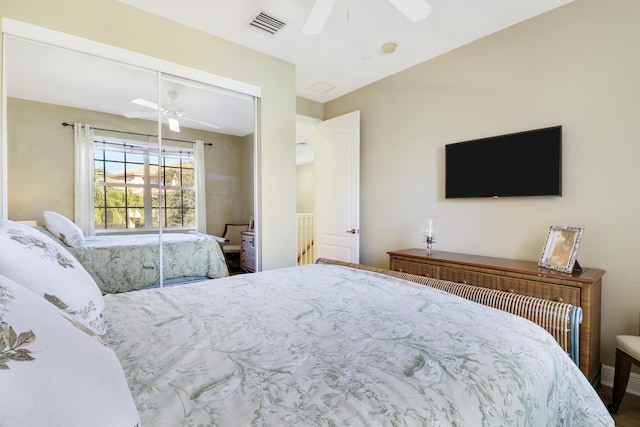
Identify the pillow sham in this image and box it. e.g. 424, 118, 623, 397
43, 210, 85, 247
0, 273, 140, 427
0, 219, 106, 335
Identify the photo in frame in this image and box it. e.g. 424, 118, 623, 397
538, 225, 584, 273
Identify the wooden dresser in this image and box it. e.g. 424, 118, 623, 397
240, 231, 256, 273
387, 249, 605, 385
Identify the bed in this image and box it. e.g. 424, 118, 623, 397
35, 211, 229, 293
0, 219, 614, 426
66, 232, 229, 293
103, 262, 612, 426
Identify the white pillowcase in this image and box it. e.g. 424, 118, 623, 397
43, 210, 85, 248
0, 273, 140, 427
0, 219, 106, 335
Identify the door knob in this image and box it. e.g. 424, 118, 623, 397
346, 229, 357, 234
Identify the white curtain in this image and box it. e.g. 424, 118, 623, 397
195, 140, 207, 234
73, 123, 95, 236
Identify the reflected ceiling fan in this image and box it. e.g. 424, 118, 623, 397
123, 90, 220, 133
303, 0, 432, 35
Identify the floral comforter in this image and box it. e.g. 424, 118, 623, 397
70, 233, 228, 293
103, 264, 613, 426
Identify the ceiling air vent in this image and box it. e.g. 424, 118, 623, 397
248, 11, 287, 36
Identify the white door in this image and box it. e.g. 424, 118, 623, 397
314, 110, 360, 263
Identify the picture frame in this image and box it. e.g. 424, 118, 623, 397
538, 225, 584, 273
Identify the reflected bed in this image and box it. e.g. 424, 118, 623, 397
38, 226, 229, 293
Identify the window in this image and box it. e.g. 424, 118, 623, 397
93, 138, 195, 231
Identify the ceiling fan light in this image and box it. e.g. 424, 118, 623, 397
387, 0, 432, 23
303, 0, 337, 35
168, 116, 180, 132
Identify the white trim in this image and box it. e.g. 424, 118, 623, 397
1, 18, 261, 99
0, 33, 7, 219
601, 364, 640, 396
253, 98, 261, 272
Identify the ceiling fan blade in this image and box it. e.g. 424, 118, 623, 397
123, 111, 157, 119
131, 98, 159, 110
303, 0, 337, 35
182, 117, 221, 130
387, 0, 432, 23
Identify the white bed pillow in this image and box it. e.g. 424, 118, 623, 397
43, 210, 85, 247
0, 273, 140, 427
0, 219, 106, 335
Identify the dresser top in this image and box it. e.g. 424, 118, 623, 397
387, 249, 605, 283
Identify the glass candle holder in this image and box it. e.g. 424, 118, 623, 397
421, 217, 436, 255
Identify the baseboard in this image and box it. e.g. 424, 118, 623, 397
601, 364, 640, 396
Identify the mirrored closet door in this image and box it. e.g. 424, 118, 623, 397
4, 33, 257, 289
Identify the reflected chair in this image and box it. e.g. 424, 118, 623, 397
221, 223, 248, 270
608, 335, 640, 414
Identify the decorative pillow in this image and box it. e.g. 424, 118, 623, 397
0, 274, 140, 427
0, 220, 106, 335
43, 210, 85, 248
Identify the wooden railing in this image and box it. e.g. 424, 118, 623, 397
297, 213, 315, 265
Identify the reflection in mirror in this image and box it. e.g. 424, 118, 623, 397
92, 129, 162, 232
5, 35, 257, 291
6, 37, 159, 226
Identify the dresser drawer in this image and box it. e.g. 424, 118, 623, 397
241, 233, 255, 250
438, 267, 497, 289
240, 232, 256, 272
497, 278, 579, 305
390, 258, 437, 277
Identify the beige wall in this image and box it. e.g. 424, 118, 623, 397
296, 97, 324, 121
325, 0, 640, 368
295, 97, 321, 217
7, 98, 249, 236
0, 0, 297, 269
7, 99, 75, 222
296, 163, 314, 213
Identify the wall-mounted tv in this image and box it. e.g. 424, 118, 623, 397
445, 126, 562, 199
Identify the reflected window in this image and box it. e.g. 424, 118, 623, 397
93, 138, 195, 230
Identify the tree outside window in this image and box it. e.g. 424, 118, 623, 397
93, 139, 195, 231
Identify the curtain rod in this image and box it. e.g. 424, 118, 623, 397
61, 122, 212, 146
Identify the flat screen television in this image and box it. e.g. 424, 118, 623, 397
445, 126, 562, 199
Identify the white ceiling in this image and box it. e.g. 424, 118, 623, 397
6, 1, 575, 165
6, 38, 256, 138
116, 0, 576, 103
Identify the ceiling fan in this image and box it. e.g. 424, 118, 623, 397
123, 90, 220, 133
303, 0, 432, 35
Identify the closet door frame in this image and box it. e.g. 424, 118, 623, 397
1, 18, 262, 275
